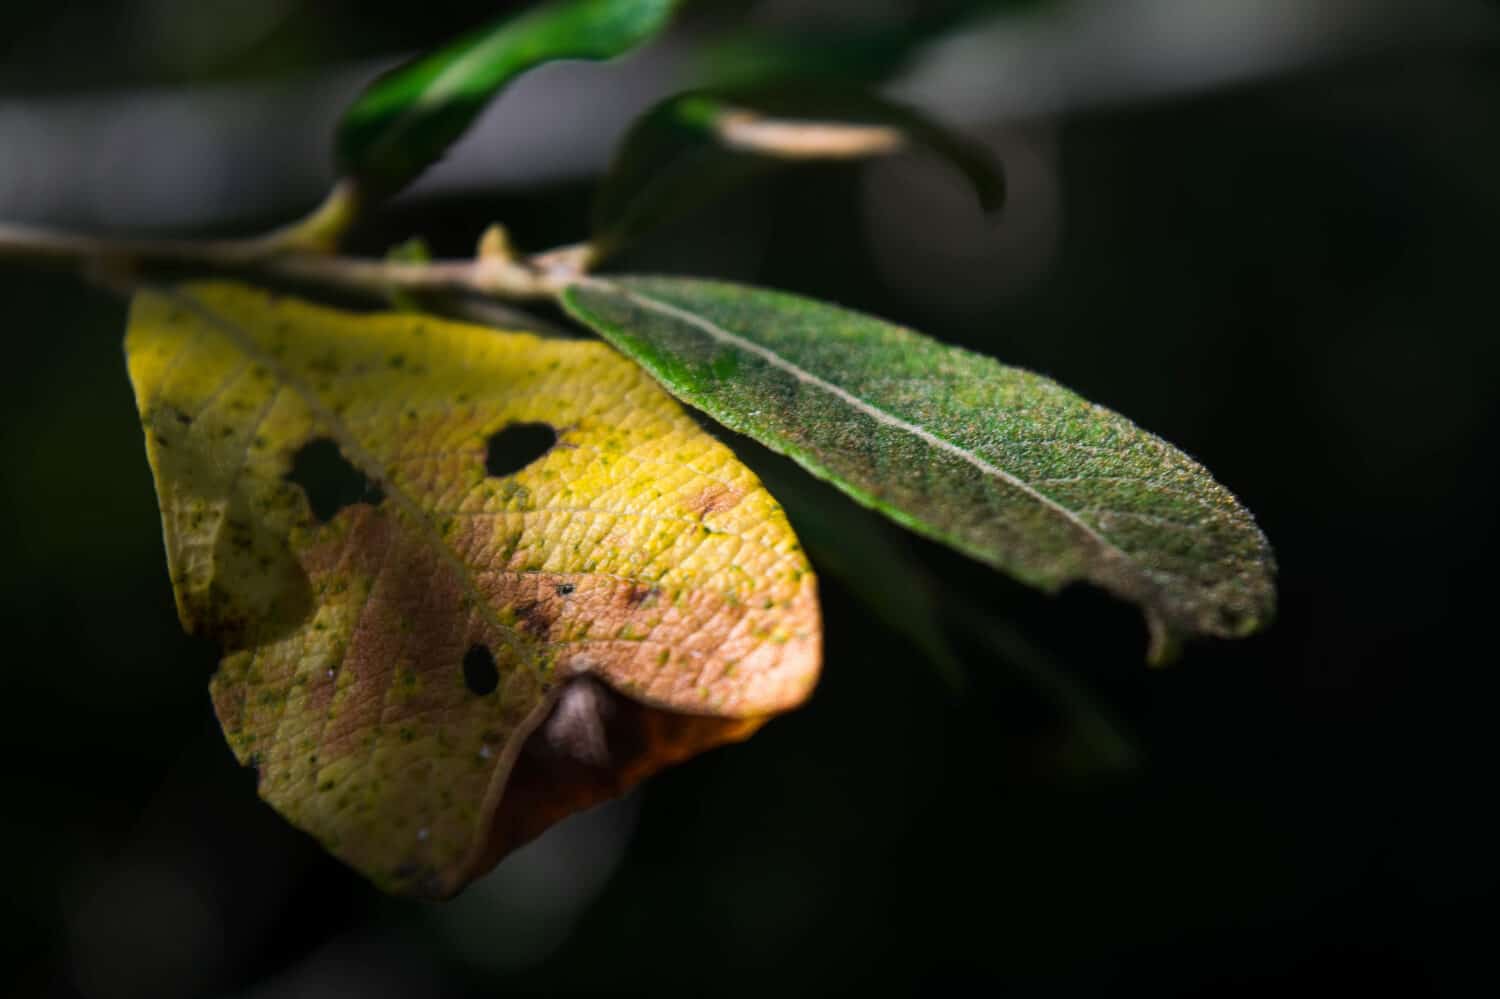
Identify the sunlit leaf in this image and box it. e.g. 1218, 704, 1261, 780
561, 276, 1275, 661
336, 0, 681, 198
125, 282, 819, 898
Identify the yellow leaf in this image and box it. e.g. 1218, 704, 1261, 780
125, 282, 821, 898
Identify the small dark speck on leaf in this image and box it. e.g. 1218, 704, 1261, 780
556, 582, 576, 596
463, 644, 499, 696
485, 422, 557, 477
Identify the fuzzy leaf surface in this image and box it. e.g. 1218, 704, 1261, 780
561, 276, 1274, 659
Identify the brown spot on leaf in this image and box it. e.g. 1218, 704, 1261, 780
622, 583, 661, 609
513, 598, 558, 638
685, 484, 743, 520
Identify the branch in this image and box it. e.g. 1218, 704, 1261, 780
0, 206, 585, 304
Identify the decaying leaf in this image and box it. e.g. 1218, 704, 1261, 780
125, 282, 820, 898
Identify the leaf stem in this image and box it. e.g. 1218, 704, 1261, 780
0, 206, 590, 303
259, 254, 563, 300
255, 179, 365, 254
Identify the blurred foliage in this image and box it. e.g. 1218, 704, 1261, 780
591, 83, 1004, 257
0, 0, 1046, 93
693, 0, 1052, 88
337, 0, 680, 198
0, 0, 533, 91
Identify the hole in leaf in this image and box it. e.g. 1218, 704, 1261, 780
463, 644, 499, 696
287, 438, 383, 523
485, 422, 557, 477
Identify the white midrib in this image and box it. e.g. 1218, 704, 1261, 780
581, 278, 1132, 569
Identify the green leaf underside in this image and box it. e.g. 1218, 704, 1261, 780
561, 276, 1276, 660
591, 85, 1003, 256
337, 0, 679, 197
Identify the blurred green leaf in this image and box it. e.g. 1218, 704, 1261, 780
697, 27, 928, 92
561, 276, 1277, 661
693, 0, 1049, 89
336, 0, 682, 199
591, 85, 1003, 258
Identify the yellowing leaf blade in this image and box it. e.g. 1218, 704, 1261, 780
126, 283, 819, 897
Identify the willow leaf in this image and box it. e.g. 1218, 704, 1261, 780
692, 1, 1045, 90
560, 276, 1275, 660
336, 0, 680, 198
592, 85, 1002, 257
126, 282, 818, 897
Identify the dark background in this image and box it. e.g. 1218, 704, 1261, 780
2, 1, 1497, 995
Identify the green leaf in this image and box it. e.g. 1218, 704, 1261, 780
560, 276, 1276, 661
692, 1, 1048, 90
592, 85, 1003, 258
336, 0, 681, 198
